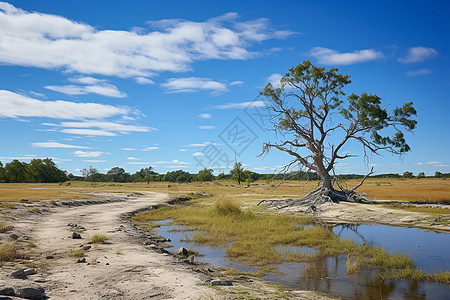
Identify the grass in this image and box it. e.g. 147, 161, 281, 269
70, 249, 85, 258
133, 195, 449, 283
0, 222, 13, 233
90, 234, 110, 244
0, 178, 448, 203
0, 242, 24, 262
379, 202, 450, 215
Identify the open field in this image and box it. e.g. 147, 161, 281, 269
1, 178, 449, 203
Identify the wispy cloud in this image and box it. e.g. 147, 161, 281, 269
62, 129, 117, 136
214, 100, 265, 109
0, 90, 129, 119
162, 77, 227, 94
198, 125, 216, 130
47, 121, 155, 134
134, 77, 155, 85
31, 141, 89, 149
417, 160, 449, 167
0, 4, 293, 78
406, 69, 433, 77
309, 47, 383, 65
229, 80, 244, 86
121, 148, 136, 151
74, 150, 104, 157
199, 113, 212, 119
142, 146, 159, 151
83, 159, 107, 163
152, 159, 191, 165
399, 47, 438, 63
45, 83, 127, 98
193, 152, 204, 156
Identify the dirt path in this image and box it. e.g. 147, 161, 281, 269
1, 192, 216, 299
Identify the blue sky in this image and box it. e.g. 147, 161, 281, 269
0, 0, 448, 176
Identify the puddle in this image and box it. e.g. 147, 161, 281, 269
155, 220, 450, 300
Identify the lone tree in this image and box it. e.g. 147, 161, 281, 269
230, 161, 246, 185
260, 60, 417, 205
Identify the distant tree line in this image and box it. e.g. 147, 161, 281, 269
0, 159, 449, 184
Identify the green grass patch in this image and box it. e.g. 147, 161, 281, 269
90, 234, 110, 244
70, 249, 85, 258
132, 196, 447, 283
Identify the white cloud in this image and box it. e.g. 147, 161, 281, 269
127, 157, 138, 160
179, 149, 188, 152
214, 100, 265, 109
193, 152, 205, 156
134, 77, 155, 85
161, 77, 227, 94
121, 148, 136, 151
399, 47, 438, 63
267, 73, 282, 88
53, 120, 154, 133
62, 129, 116, 136
199, 113, 212, 119
31, 141, 89, 149
0, 90, 129, 119
45, 83, 127, 98
152, 159, 191, 165
309, 47, 383, 65
229, 80, 244, 86
127, 161, 151, 165
69, 76, 106, 85
142, 146, 159, 151
198, 125, 216, 130
406, 69, 433, 77
83, 160, 107, 163
0, 4, 293, 78
74, 151, 104, 157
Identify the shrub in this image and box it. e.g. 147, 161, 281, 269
214, 198, 242, 216
91, 234, 110, 244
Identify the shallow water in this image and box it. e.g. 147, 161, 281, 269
156, 220, 450, 300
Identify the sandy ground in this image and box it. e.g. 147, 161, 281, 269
1, 192, 217, 299
1, 192, 334, 300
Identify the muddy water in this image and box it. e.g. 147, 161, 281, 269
156, 220, 450, 300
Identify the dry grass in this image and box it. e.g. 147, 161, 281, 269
0, 222, 13, 233
91, 234, 110, 244
0, 178, 448, 203
70, 249, 85, 258
0, 242, 24, 262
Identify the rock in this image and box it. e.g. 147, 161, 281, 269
45, 255, 54, 259
76, 258, 86, 263
9, 234, 19, 240
211, 280, 233, 286
82, 246, 91, 251
0, 287, 14, 296
23, 268, 37, 276
21, 198, 29, 202
72, 232, 81, 239
16, 287, 45, 300
175, 247, 188, 257
10, 269, 27, 279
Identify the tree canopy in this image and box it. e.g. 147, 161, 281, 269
260, 60, 417, 203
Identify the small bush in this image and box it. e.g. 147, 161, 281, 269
91, 234, 110, 244
214, 198, 242, 216
0, 242, 22, 262
0, 223, 13, 233
70, 249, 85, 258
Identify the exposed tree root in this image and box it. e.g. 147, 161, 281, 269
258, 184, 373, 213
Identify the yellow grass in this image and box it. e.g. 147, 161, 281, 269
0, 178, 448, 203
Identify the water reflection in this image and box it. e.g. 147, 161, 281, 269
156, 220, 449, 300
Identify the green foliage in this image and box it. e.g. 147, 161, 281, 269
230, 162, 246, 184
402, 171, 414, 179
0, 158, 67, 183
197, 167, 214, 181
